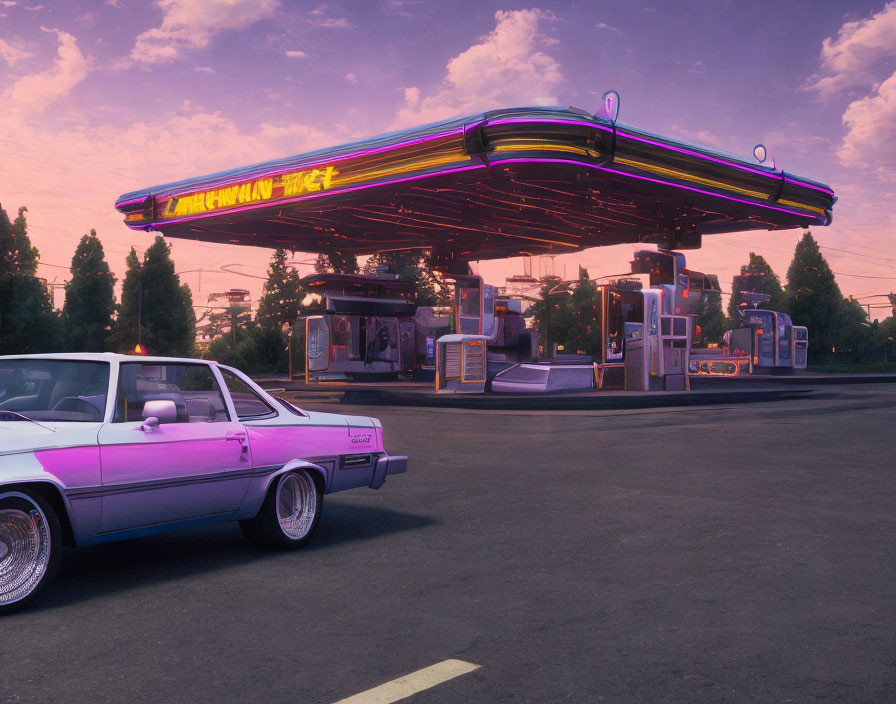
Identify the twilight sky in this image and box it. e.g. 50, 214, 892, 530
1, 0, 894, 317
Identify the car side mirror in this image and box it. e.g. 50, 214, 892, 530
142, 399, 177, 424
138, 416, 160, 432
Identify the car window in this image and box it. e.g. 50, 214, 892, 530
219, 369, 277, 420
0, 360, 109, 422
113, 363, 230, 423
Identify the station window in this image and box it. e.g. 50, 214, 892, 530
459, 286, 481, 318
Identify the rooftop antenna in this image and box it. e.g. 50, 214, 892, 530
596, 90, 620, 125
752, 144, 767, 164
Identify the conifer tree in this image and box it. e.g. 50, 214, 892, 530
728, 252, 786, 319
314, 244, 359, 275
0, 206, 13, 274
12, 207, 38, 275
109, 247, 143, 352
785, 229, 870, 361
564, 266, 602, 357
256, 249, 303, 330
140, 237, 196, 356
696, 285, 727, 345
363, 249, 447, 305
531, 274, 569, 357
0, 203, 59, 353
111, 238, 195, 356
63, 230, 116, 351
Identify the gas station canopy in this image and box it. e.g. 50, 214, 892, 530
116, 106, 835, 271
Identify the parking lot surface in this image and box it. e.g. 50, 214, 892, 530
2, 384, 895, 703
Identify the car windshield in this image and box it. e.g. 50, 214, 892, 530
0, 359, 110, 422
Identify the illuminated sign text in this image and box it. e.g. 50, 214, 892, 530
164, 165, 339, 219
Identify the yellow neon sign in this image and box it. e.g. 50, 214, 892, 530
163, 165, 339, 219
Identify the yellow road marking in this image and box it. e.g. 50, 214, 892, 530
332, 659, 481, 704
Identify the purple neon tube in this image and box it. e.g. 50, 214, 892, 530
495, 156, 823, 221
487, 116, 833, 191
129, 117, 829, 226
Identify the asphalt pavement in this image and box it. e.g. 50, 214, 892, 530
2, 383, 895, 703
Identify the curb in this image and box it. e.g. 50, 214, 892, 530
339, 387, 816, 411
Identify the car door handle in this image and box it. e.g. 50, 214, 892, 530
226, 431, 249, 452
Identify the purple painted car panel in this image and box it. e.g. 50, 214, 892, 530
32, 446, 103, 538
0, 353, 406, 546
33, 446, 102, 490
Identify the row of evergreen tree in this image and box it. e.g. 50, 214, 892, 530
534, 230, 896, 364
719, 231, 883, 362
3, 199, 892, 368
0, 201, 451, 371
0, 202, 196, 356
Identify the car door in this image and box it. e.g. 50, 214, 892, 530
97, 361, 251, 534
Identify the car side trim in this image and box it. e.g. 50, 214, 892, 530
64, 467, 259, 500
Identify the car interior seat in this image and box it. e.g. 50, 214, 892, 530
185, 397, 213, 423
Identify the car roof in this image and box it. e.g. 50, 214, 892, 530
0, 352, 218, 365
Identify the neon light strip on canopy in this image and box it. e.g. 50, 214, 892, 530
115, 105, 835, 262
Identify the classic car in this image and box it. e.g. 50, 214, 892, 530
0, 353, 407, 613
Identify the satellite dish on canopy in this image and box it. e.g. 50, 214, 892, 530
596, 90, 620, 125
752, 144, 767, 164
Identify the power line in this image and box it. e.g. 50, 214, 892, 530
715, 235, 896, 271
219, 264, 268, 280
819, 245, 896, 264
832, 272, 896, 280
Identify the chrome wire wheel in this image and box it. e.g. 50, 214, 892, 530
0, 498, 52, 607
275, 472, 317, 540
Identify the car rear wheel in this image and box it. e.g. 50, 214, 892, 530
239, 470, 322, 549
0, 490, 62, 615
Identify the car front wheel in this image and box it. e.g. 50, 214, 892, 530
0, 490, 63, 615
240, 470, 322, 549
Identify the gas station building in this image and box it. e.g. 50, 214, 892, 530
116, 106, 835, 393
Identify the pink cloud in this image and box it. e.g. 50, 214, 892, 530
0, 37, 32, 66
807, 3, 896, 179
8, 27, 87, 113
809, 2, 896, 97
306, 5, 352, 29
0, 90, 333, 302
595, 22, 622, 35
839, 70, 896, 179
391, 9, 564, 129
130, 0, 279, 65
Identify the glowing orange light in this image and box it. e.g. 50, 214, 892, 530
133, 344, 147, 355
